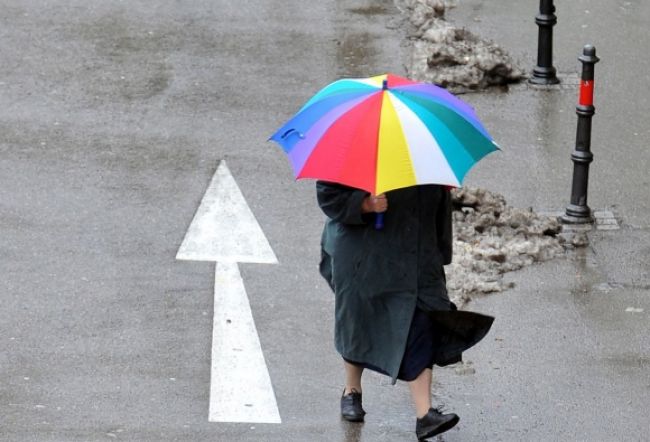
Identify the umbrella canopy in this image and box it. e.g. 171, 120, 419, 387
269, 73, 499, 195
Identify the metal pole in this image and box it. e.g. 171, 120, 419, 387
562, 45, 600, 224
530, 0, 559, 85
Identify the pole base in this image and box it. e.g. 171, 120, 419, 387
561, 205, 593, 224
529, 67, 560, 85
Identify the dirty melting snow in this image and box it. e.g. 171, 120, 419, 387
396, 0, 525, 91
448, 188, 583, 306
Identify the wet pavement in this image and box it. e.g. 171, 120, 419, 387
1, 0, 648, 441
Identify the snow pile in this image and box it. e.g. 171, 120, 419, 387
396, 0, 525, 91
399, 0, 448, 26
447, 187, 578, 306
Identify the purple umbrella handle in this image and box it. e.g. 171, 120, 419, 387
374, 212, 384, 230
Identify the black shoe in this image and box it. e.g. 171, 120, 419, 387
340, 389, 366, 422
415, 407, 459, 440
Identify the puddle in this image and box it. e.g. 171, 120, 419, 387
348, 5, 389, 16
340, 421, 363, 442
334, 32, 378, 78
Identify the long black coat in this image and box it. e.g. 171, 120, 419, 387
317, 181, 455, 381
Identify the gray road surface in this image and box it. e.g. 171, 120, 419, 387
1, 1, 648, 441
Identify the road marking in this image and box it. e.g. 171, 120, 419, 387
210, 262, 281, 423
176, 161, 277, 264
177, 161, 281, 424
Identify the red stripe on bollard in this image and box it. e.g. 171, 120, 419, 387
579, 80, 594, 106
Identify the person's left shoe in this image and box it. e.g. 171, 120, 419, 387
340, 389, 366, 422
415, 407, 459, 440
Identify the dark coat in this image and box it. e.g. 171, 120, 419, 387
317, 181, 455, 381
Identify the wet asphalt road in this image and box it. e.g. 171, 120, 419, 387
1, 1, 649, 441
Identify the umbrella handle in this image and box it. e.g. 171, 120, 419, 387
374, 212, 384, 230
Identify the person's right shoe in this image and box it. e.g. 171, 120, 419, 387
415, 407, 459, 440
340, 389, 366, 422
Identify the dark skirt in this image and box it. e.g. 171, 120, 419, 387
344, 308, 448, 382
344, 307, 494, 382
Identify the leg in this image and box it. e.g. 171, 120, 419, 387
341, 360, 366, 422
344, 360, 364, 394
408, 368, 432, 418
410, 368, 459, 439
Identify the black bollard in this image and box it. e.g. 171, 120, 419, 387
530, 0, 560, 85
562, 45, 600, 224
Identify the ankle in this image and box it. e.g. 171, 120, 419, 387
344, 386, 362, 395
416, 406, 432, 419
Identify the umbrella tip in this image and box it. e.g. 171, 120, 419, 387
382, 79, 388, 90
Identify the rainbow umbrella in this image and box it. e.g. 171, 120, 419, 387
269, 73, 499, 196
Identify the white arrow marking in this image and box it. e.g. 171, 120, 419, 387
176, 161, 281, 424
176, 161, 277, 264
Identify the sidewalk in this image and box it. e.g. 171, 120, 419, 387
436, 250, 649, 441
427, 1, 650, 440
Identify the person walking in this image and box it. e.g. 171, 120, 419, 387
317, 181, 493, 440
